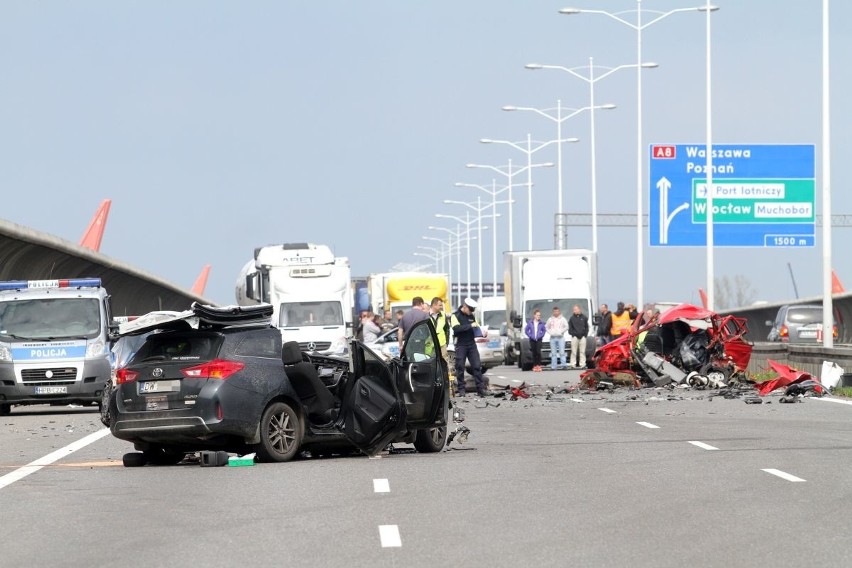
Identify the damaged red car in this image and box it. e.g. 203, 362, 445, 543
583, 304, 753, 388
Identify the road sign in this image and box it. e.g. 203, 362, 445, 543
649, 144, 815, 247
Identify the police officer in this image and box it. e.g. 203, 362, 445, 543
450, 298, 488, 397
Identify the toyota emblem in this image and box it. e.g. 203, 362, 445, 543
152, 368, 164, 378
307, 342, 316, 352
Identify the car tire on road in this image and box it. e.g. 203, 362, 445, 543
99, 385, 112, 427
413, 398, 448, 453
255, 401, 302, 463
0, 403, 10, 416
144, 446, 186, 466
122, 452, 148, 467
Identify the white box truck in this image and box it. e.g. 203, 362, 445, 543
504, 249, 598, 371
236, 243, 353, 354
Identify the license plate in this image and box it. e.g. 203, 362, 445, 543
799, 330, 817, 338
145, 395, 168, 411
139, 380, 179, 394
35, 386, 67, 395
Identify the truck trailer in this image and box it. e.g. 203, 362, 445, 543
504, 249, 598, 371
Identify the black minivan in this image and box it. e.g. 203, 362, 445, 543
109, 304, 448, 465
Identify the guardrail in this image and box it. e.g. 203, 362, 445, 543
747, 342, 852, 378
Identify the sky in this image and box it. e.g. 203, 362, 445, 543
1, 1, 849, 310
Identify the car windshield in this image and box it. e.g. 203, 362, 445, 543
481, 310, 505, 328
279, 301, 342, 327
0, 298, 101, 340
130, 333, 222, 363
525, 298, 589, 320
788, 307, 822, 325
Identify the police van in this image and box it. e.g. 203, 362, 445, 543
0, 278, 115, 415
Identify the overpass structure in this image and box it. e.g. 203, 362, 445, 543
0, 218, 215, 315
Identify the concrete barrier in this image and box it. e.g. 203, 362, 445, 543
747, 342, 852, 378
722, 293, 852, 344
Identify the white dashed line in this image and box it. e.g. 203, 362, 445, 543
811, 397, 852, 407
373, 478, 390, 493
0, 428, 111, 491
496, 376, 507, 380
636, 421, 660, 429
762, 469, 806, 482
379, 525, 402, 547
688, 441, 719, 451
598, 408, 617, 414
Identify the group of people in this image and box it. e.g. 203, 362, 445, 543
524, 304, 589, 371
595, 301, 654, 346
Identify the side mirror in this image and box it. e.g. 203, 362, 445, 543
764, 320, 773, 327
108, 322, 120, 343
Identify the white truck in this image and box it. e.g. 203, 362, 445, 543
236, 243, 353, 354
504, 249, 598, 371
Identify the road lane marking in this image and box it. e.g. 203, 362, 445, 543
0, 428, 111, 491
496, 376, 507, 380
812, 397, 852, 407
379, 525, 402, 548
762, 469, 805, 482
688, 441, 719, 451
636, 422, 660, 429
598, 408, 617, 414
373, 478, 390, 493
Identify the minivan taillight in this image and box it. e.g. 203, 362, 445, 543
116, 368, 139, 384
779, 325, 788, 338
180, 359, 245, 380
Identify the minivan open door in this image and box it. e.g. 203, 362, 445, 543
339, 341, 408, 456
397, 318, 446, 429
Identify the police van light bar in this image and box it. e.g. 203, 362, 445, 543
0, 278, 102, 291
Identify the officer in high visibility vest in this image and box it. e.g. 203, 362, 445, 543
610, 301, 632, 338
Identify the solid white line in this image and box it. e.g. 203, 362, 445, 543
636, 421, 660, 429
0, 428, 111, 491
762, 468, 806, 482
373, 478, 390, 493
688, 441, 719, 451
379, 525, 402, 548
812, 397, 852, 407
598, 408, 617, 414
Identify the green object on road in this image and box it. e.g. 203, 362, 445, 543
228, 454, 256, 467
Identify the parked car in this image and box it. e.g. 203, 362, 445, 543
109, 303, 448, 466
368, 326, 503, 372
766, 304, 838, 343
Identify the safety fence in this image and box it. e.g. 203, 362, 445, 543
747, 342, 852, 378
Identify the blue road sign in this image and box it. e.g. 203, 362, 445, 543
649, 144, 815, 247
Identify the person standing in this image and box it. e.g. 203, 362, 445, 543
524, 309, 546, 372
450, 298, 488, 397
398, 296, 429, 350
545, 306, 569, 370
428, 296, 451, 381
568, 304, 590, 369
361, 311, 381, 343
596, 304, 613, 346
610, 301, 632, 339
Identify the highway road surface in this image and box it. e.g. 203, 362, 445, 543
1, 365, 851, 568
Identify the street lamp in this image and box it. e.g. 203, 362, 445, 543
455, 180, 514, 296
416, 245, 443, 273
435, 213, 482, 301
412, 251, 438, 272
467, 160, 553, 252
525, 61, 659, 251
481, 136, 564, 249
428, 225, 466, 307
423, 234, 453, 303
503, 101, 615, 250
561, 0, 708, 311
444, 198, 502, 299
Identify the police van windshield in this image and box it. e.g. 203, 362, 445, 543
525, 298, 589, 320
279, 301, 343, 327
481, 310, 505, 328
0, 298, 101, 340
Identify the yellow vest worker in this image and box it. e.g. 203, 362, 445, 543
610, 304, 632, 337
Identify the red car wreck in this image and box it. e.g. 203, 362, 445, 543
583, 304, 753, 389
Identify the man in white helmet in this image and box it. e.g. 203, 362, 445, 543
450, 298, 488, 397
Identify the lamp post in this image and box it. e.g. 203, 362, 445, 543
412, 251, 438, 272
428, 225, 465, 306
467, 160, 553, 252
435, 213, 482, 301
481, 136, 563, 249
821, 0, 833, 347
503, 101, 616, 250
416, 245, 443, 272
443, 198, 502, 299
423, 234, 453, 303
561, 0, 708, 311
455, 180, 514, 296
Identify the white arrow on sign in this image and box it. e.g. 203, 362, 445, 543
657, 177, 689, 245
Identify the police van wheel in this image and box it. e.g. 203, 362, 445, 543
0, 403, 10, 416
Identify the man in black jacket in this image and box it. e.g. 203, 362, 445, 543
596, 303, 613, 346
450, 298, 488, 397
568, 304, 590, 369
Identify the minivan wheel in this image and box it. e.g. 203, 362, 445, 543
98, 385, 112, 427
255, 402, 301, 463
413, 399, 448, 453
